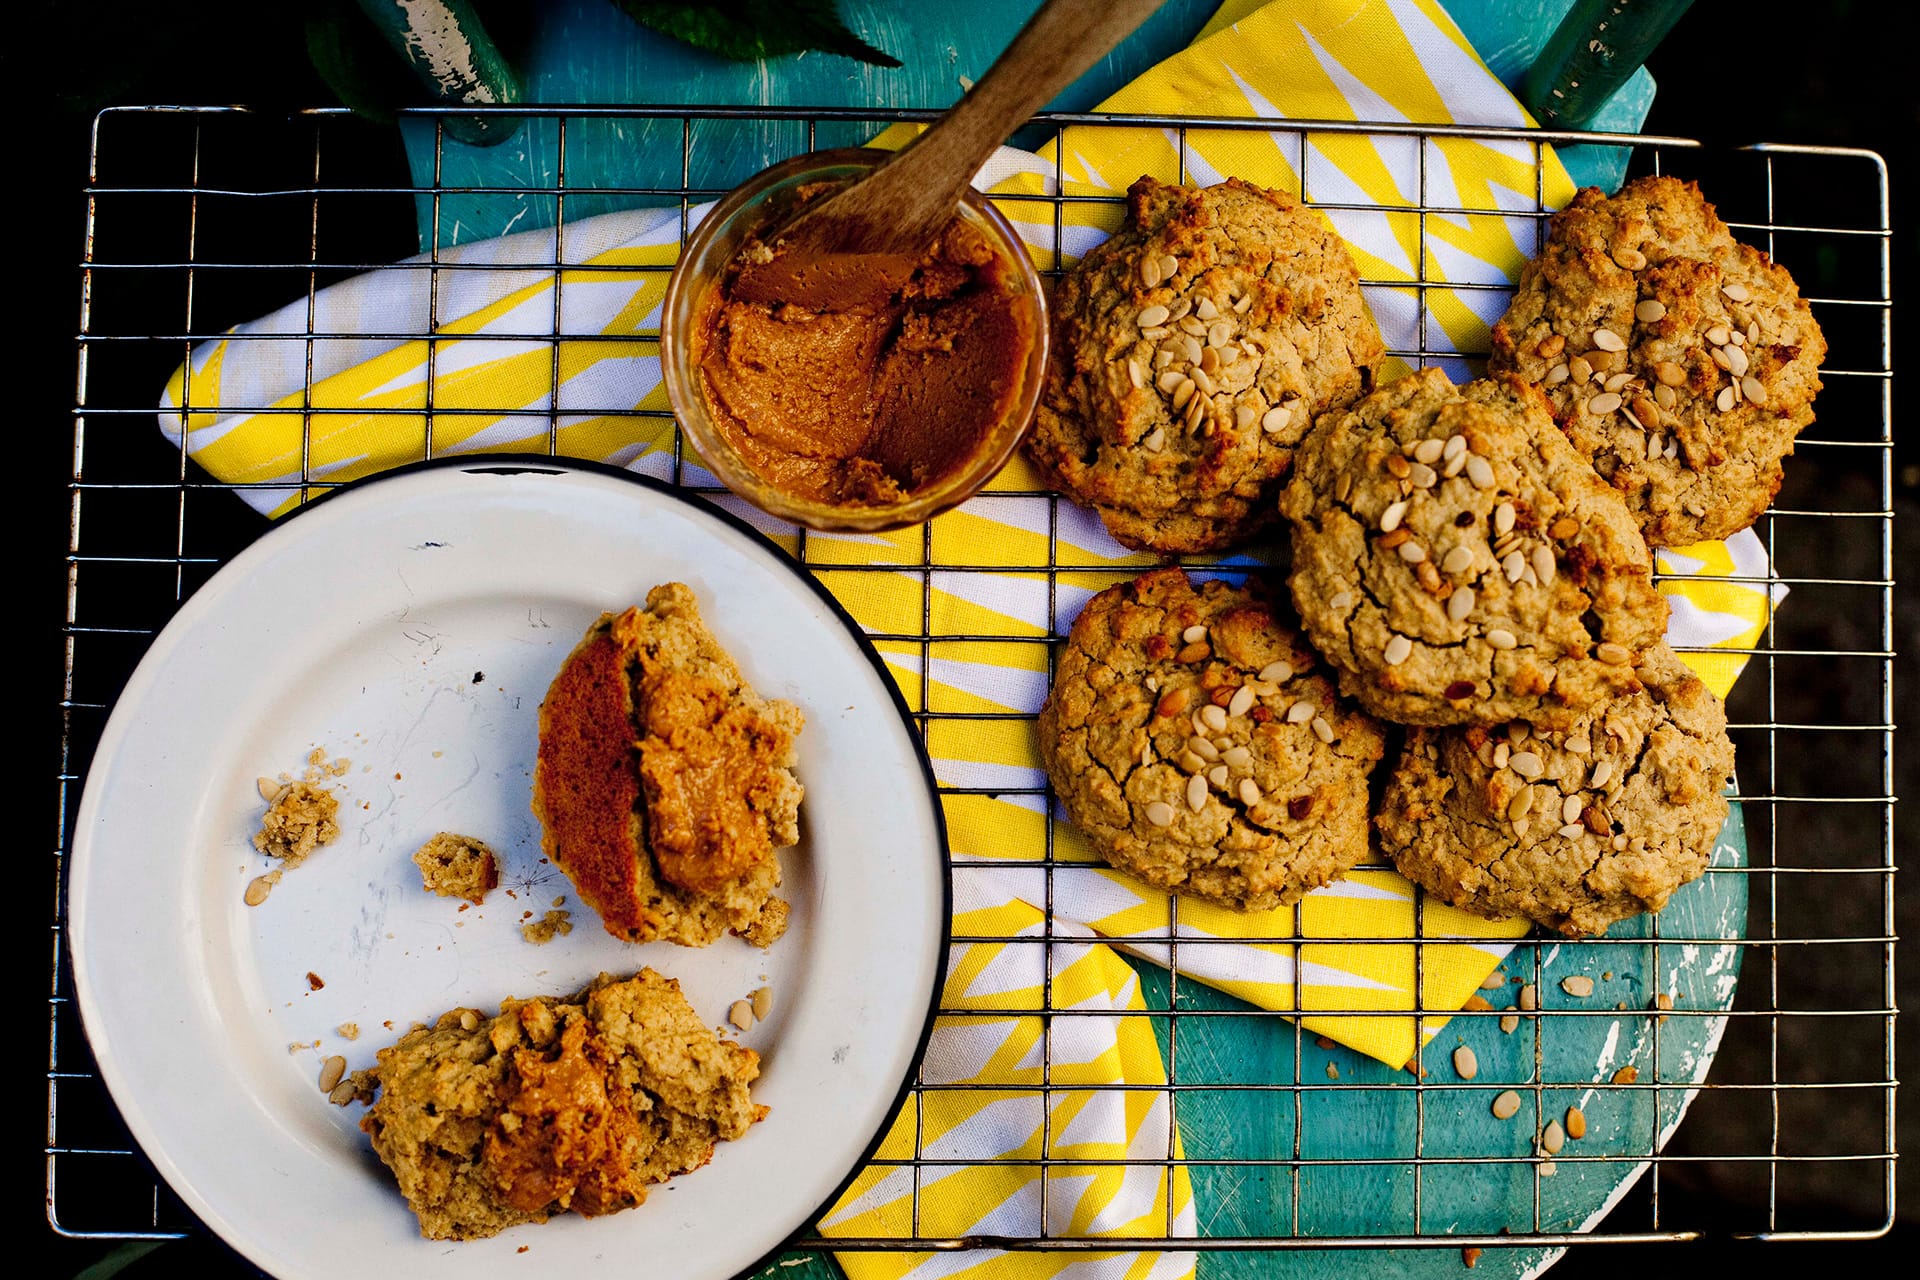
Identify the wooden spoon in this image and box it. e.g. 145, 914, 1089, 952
731, 0, 1167, 310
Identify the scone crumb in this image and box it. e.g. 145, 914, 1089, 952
252, 780, 340, 868
521, 909, 572, 944
411, 832, 500, 905
337, 1023, 360, 1041
736, 898, 790, 948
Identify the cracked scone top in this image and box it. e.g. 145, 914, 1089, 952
1489, 175, 1825, 547
1281, 369, 1668, 729
1026, 176, 1383, 554
533, 583, 802, 947
1376, 644, 1734, 937
1037, 568, 1387, 911
355, 969, 765, 1240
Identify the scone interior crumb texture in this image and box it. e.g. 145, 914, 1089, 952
252, 780, 340, 866
356, 969, 765, 1241
1038, 568, 1386, 912
411, 831, 499, 904
1282, 368, 1667, 730
1490, 175, 1825, 548
1027, 176, 1383, 554
532, 582, 803, 948
1377, 644, 1734, 938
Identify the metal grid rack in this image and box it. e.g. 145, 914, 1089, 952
51, 106, 1894, 1263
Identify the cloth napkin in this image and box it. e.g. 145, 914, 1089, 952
156, 1, 1777, 1270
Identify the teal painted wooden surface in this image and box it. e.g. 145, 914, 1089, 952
401, 0, 1656, 251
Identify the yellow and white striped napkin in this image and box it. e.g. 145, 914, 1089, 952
156, 1, 1779, 1267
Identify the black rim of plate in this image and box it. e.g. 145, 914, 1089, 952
74, 452, 954, 1277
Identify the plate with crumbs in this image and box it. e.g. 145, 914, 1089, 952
68, 458, 950, 1279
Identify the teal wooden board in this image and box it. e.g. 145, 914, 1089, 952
400, 0, 1655, 252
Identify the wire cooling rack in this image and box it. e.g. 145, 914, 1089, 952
51, 106, 1894, 1267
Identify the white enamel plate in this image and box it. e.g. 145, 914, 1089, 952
70, 459, 949, 1279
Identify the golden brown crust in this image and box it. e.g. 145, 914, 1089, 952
357, 970, 764, 1240
532, 583, 802, 947
1281, 369, 1667, 729
1376, 644, 1733, 937
1037, 568, 1386, 910
1489, 176, 1825, 546
1027, 176, 1383, 553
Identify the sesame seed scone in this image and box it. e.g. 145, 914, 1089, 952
1489, 176, 1826, 547
1281, 369, 1667, 728
1036, 568, 1387, 911
1376, 643, 1734, 938
1026, 176, 1383, 554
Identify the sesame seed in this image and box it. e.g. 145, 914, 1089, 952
1329, 591, 1353, 611
1492, 1090, 1522, 1120
1409, 462, 1438, 488
1182, 624, 1208, 644
1586, 391, 1623, 415
1591, 327, 1627, 352
1140, 257, 1164, 288
1486, 628, 1518, 650
1386, 453, 1411, 479
1137, 304, 1170, 328
1566, 1107, 1588, 1140
1380, 500, 1408, 532
1630, 395, 1660, 429
1397, 541, 1427, 563
1262, 405, 1292, 434
1200, 704, 1229, 732
1235, 404, 1258, 430
1519, 984, 1539, 1011
1503, 550, 1526, 582
1509, 723, 1529, 745
1195, 297, 1219, 321
1722, 281, 1750, 303
1467, 455, 1496, 489
1544, 363, 1571, 386
1414, 438, 1445, 464
1562, 794, 1584, 824
1222, 746, 1252, 769
1493, 742, 1511, 771
1158, 254, 1179, 281
1635, 299, 1667, 323
1558, 823, 1584, 838
1654, 383, 1677, 410
1454, 1046, 1479, 1080
1604, 371, 1633, 393
1654, 361, 1687, 386
1259, 660, 1293, 683
1156, 369, 1184, 394
1565, 735, 1591, 754
1448, 585, 1475, 622
1311, 716, 1335, 743
1612, 245, 1648, 270
1208, 764, 1229, 788
1494, 502, 1516, 535
1228, 685, 1256, 718
1179, 750, 1205, 772
1647, 431, 1663, 459
1188, 735, 1220, 762
1501, 1014, 1520, 1034
1186, 774, 1208, 811
1569, 354, 1593, 382
1742, 375, 1767, 404
1589, 759, 1614, 788
1145, 801, 1175, 827
1444, 434, 1467, 460
1725, 344, 1750, 377
1142, 427, 1166, 453
1509, 751, 1544, 779
1595, 642, 1632, 665
1384, 634, 1413, 666
1706, 324, 1732, 346
1442, 546, 1474, 574
1238, 778, 1262, 805
1541, 1120, 1566, 1155
1562, 975, 1595, 998
1286, 702, 1316, 724
1508, 788, 1534, 819
1613, 833, 1629, 850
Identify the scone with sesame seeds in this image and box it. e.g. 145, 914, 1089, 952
1489, 175, 1825, 547
1281, 369, 1667, 729
1026, 176, 1383, 554
1377, 643, 1734, 938
1036, 568, 1386, 911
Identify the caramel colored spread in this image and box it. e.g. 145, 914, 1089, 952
485, 1017, 649, 1216
694, 207, 1034, 507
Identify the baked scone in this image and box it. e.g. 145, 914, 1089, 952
1281, 369, 1667, 729
1037, 568, 1386, 910
1376, 644, 1734, 937
533, 583, 802, 947
355, 969, 766, 1241
1027, 176, 1383, 553
1489, 175, 1826, 547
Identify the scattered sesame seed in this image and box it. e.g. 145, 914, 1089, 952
1145, 801, 1175, 827
1486, 629, 1518, 650
1384, 634, 1414, 666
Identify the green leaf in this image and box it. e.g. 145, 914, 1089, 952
612, 0, 902, 67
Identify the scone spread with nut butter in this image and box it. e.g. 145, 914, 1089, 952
1377, 643, 1734, 937
1027, 176, 1383, 554
534, 583, 801, 947
1037, 568, 1386, 910
1490, 175, 1825, 547
354, 969, 766, 1240
1282, 369, 1667, 729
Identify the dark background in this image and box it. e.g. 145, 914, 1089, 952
20, 1, 1911, 1276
